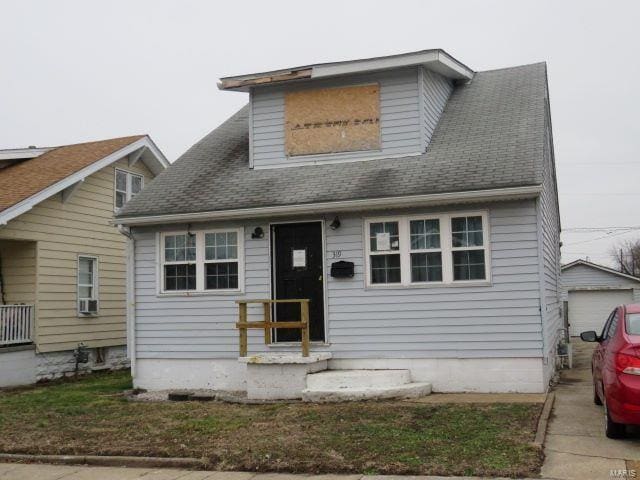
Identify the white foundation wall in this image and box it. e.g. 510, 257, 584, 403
0, 346, 37, 387
134, 359, 246, 391
133, 357, 545, 393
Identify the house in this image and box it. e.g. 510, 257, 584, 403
561, 259, 640, 337
0, 136, 168, 387
115, 49, 561, 397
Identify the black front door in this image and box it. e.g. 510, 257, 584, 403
272, 222, 325, 342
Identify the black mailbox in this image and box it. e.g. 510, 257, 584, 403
331, 261, 354, 278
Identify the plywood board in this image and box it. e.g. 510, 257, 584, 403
284, 84, 380, 156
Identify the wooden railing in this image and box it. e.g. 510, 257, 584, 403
235, 299, 310, 357
0, 305, 34, 346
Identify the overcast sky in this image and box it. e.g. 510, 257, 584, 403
2, 0, 639, 267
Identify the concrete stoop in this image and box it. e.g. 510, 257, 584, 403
302, 369, 432, 402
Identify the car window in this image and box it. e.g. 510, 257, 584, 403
605, 309, 620, 340
601, 309, 617, 339
627, 313, 640, 335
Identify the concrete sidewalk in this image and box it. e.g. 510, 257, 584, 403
541, 342, 640, 480
0, 463, 542, 480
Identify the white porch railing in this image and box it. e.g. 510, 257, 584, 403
0, 305, 34, 346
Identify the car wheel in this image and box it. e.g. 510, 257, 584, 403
604, 398, 626, 439
594, 382, 603, 405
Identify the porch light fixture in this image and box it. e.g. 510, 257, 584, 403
251, 227, 264, 239
329, 217, 341, 230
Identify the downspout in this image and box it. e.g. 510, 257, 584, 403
118, 225, 137, 378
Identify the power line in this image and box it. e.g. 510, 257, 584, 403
563, 226, 640, 233
563, 229, 638, 246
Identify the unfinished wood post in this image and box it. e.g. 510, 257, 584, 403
239, 302, 248, 357
263, 301, 271, 344
301, 300, 310, 357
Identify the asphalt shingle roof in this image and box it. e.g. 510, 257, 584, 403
0, 136, 144, 213
118, 62, 548, 219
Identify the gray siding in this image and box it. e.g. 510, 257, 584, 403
562, 264, 640, 302
420, 68, 453, 149
538, 106, 562, 385
132, 200, 543, 360
250, 67, 451, 169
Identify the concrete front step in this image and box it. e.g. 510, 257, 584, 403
302, 382, 432, 402
306, 369, 412, 390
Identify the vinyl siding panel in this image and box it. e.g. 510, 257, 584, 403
0, 157, 155, 352
251, 68, 425, 168
539, 104, 562, 385
420, 67, 453, 149
133, 200, 544, 360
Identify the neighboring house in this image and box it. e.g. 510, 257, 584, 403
561, 259, 640, 337
0, 136, 168, 387
116, 49, 561, 395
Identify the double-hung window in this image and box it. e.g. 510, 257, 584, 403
77, 256, 98, 315
160, 229, 243, 294
115, 169, 143, 210
163, 233, 197, 291
204, 231, 239, 290
365, 212, 489, 287
368, 221, 401, 284
451, 215, 486, 281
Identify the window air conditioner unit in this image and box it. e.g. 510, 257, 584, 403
79, 299, 98, 314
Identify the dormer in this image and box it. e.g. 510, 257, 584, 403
218, 49, 473, 169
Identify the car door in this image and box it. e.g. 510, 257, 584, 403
601, 307, 621, 395
594, 309, 617, 399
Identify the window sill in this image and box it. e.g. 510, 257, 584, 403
364, 281, 492, 290
156, 290, 244, 298
77, 313, 99, 318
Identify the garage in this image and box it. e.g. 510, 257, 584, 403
561, 259, 640, 337
567, 289, 633, 336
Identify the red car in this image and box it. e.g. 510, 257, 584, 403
581, 303, 640, 438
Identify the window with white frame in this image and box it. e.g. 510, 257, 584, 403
163, 233, 197, 291
77, 256, 98, 314
368, 221, 401, 284
204, 231, 239, 290
161, 229, 243, 293
115, 169, 143, 210
365, 212, 489, 286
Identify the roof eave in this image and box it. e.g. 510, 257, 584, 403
0, 136, 168, 226
114, 184, 541, 227
561, 259, 640, 283
218, 49, 474, 92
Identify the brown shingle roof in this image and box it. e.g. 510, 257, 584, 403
0, 135, 144, 213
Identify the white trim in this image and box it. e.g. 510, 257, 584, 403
363, 211, 491, 288
0, 136, 168, 226
158, 228, 245, 295
417, 66, 426, 152
128, 147, 146, 168
115, 185, 542, 227
60, 179, 84, 204
218, 49, 474, 91
77, 255, 99, 317
125, 232, 136, 375
561, 259, 640, 283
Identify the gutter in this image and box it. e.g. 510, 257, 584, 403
114, 185, 542, 227
117, 225, 136, 377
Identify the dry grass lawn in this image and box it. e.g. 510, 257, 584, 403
0, 371, 544, 477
